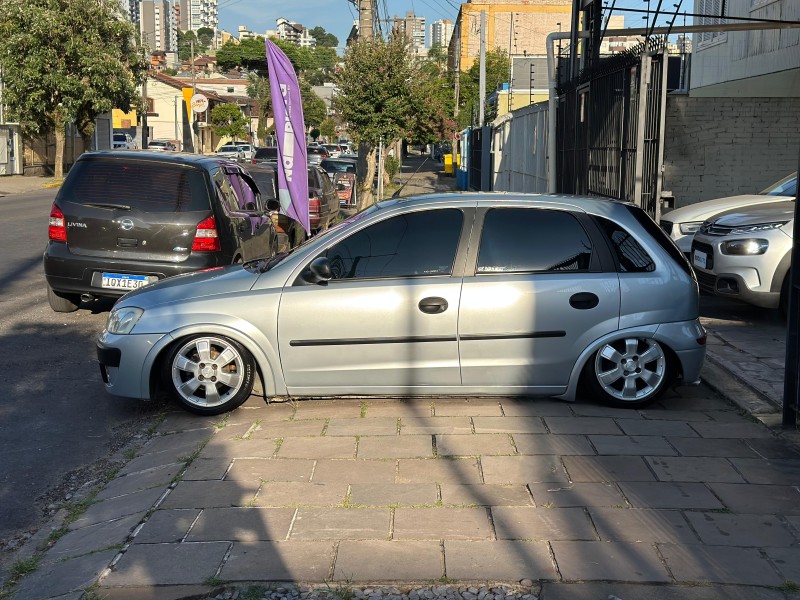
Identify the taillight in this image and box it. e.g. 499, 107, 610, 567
192, 216, 221, 252
309, 194, 321, 215
252, 159, 256, 164
49, 204, 67, 241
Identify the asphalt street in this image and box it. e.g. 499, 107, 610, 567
0, 188, 160, 556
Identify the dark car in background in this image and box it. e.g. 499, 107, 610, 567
320, 158, 358, 209
308, 164, 340, 233
252, 146, 279, 165
44, 152, 279, 312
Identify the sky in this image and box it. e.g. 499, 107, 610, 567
215, 0, 684, 54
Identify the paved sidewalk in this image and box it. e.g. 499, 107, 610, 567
0, 174, 59, 196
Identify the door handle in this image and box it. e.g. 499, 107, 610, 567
569, 292, 599, 310
418, 296, 448, 314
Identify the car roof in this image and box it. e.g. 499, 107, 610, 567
78, 151, 236, 173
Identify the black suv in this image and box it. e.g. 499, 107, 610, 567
44, 151, 280, 312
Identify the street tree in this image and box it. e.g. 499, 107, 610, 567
299, 79, 327, 130
210, 103, 248, 141
247, 73, 271, 146
320, 117, 337, 141
309, 26, 339, 48
177, 30, 198, 62
333, 34, 416, 208
0, 0, 148, 179
196, 27, 214, 50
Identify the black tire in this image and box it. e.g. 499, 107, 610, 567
163, 335, 255, 415
584, 337, 673, 409
47, 285, 80, 313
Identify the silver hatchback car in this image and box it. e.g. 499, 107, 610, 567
97, 194, 706, 415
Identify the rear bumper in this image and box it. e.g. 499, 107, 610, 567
44, 241, 225, 297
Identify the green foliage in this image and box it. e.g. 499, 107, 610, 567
333, 35, 416, 147
310, 26, 339, 48
216, 37, 267, 72
196, 27, 214, 49
299, 80, 326, 128
385, 155, 400, 181
177, 30, 197, 62
457, 48, 510, 129
210, 103, 248, 140
320, 117, 337, 140
162, 67, 178, 76
310, 128, 320, 140
0, 0, 148, 176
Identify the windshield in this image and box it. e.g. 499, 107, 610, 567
113, 134, 126, 141
761, 173, 797, 197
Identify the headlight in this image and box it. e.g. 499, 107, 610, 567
720, 239, 769, 255
678, 221, 703, 235
729, 221, 789, 234
106, 307, 144, 334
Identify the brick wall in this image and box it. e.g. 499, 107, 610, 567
663, 94, 800, 208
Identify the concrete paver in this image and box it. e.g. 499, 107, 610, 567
589, 507, 699, 543
159, 480, 259, 509
357, 435, 434, 459
618, 481, 725, 510
527, 482, 627, 507
393, 507, 493, 540
645, 456, 747, 482
334, 541, 442, 581
562, 455, 656, 482
289, 508, 390, 540
348, 483, 438, 506
102, 542, 229, 586
658, 543, 785, 585
551, 540, 672, 582
185, 507, 296, 541
220, 541, 336, 581
443, 540, 555, 581
439, 483, 533, 506
684, 512, 798, 546
490, 507, 596, 540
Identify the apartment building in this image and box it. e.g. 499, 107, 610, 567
177, 0, 218, 32
140, 0, 177, 53
393, 11, 426, 54
430, 19, 454, 49
272, 17, 316, 47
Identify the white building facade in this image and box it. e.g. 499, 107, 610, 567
691, 0, 800, 96
430, 19, 453, 49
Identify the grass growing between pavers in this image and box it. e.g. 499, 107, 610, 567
779, 580, 800, 593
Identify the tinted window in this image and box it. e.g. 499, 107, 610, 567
324, 209, 463, 280
595, 217, 655, 272
623, 204, 693, 276
308, 169, 318, 188
113, 134, 126, 141
248, 169, 278, 199
762, 174, 797, 197
214, 171, 240, 213
477, 208, 592, 273
255, 147, 278, 159
321, 159, 356, 174
59, 158, 211, 213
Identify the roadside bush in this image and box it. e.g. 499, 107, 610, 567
385, 156, 400, 182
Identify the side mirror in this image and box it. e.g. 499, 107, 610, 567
265, 198, 280, 212
302, 256, 332, 284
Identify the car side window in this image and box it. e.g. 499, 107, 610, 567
476, 208, 592, 274
213, 171, 242, 214
323, 209, 463, 280
227, 170, 260, 211
594, 216, 655, 272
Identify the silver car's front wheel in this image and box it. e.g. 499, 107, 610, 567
587, 338, 670, 408
165, 335, 255, 415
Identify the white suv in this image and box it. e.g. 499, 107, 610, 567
660, 173, 796, 254
691, 201, 794, 314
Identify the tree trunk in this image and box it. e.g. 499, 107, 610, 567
356, 143, 376, 211
53, 113, 65, 180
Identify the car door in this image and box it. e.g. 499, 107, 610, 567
228, 167, 276, 258
458, 206, 621, 393
213, 169, 260, 261
278, 207, 471, 395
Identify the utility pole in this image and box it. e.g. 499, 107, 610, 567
478, 10, 486, 127
190, 39, 199, 153
358, 0, 374, 40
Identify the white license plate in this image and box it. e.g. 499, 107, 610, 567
101, 273, 151, 290
692, 250, 708, 270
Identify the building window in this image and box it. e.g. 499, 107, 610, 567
696, 0, 728, 49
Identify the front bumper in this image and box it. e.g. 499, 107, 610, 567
97, 331, 168, 399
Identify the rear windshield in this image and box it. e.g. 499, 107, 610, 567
59, 158, 211, 213
308, 147, 326, 155
321, 159, 356, 173
255, 147, 278, 159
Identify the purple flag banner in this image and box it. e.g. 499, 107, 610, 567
265, 39, 309, 234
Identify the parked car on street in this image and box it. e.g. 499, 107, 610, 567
308, 164, 340, 233
321, 158, 358, 209
44, 152, 279, 312
307, 145, 328, 166
112, 133, 137, 150
246, 164, 305, 251
147, 140, 176, 151
691, 201, 794, 315
252, 147, 279, 165
232, 142, 255, 160
96, 193, 705, 415
216, 144, 244, 160
660, 173, 797, 254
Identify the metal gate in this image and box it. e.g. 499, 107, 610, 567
556, 38, 668, 220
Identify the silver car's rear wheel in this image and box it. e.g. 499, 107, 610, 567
587, 338, 670, 408
165, 335, 255, 415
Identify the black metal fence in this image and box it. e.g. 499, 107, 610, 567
556, 38, 668, 218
